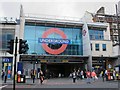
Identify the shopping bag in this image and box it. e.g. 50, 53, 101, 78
95, 76, 98, 79
82, 75, 84, 79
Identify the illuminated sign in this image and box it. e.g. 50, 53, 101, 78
2, 58, 12, 63
62, 60, 68, 63
41, 60, 47, 63
40, 28, 69, 55
38, 38, 70, 44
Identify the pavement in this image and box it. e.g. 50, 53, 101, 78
0, 77, 119, 88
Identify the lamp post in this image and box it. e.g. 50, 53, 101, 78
116, 4, 120, 90
116, 4, 120, 67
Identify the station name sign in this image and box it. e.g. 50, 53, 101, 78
38, 38, 70, 44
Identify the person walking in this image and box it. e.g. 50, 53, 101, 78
116, 72, 119, 80
101, 69, 105, 82
113, 69, 116, 80
32, 70, 35, 83
4, 71, 7, 83
105, 69, 108, 81
72, 70, 77, 83
91, 70, 98, 81
1, 70, 4, 81
86, 70, 91, 84
39, 70, 44, 84
80, 70, 84, 79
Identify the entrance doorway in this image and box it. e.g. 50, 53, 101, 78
41, 63, 85, 78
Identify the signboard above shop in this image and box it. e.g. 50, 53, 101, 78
2, 58, 13, 63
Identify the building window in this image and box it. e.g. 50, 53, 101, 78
102, 44, 106, 51
91, 43, 92, 51
95, 44, 99, 51
89, 30, 104, 40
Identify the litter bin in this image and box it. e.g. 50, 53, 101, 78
17, 74, 26, 83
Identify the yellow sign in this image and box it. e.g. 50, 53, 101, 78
62, 60, 68, 62
41, 60, 47, 63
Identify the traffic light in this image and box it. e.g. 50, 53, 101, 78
19, 39, 29, 54
7, 39, 14, 54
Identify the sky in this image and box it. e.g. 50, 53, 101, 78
0, 0, 120, 20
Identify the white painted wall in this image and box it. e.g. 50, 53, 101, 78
81, 11, 93, 23
91, 40, 113, 57
113, 45, 119, 56
104, 23, 111, 40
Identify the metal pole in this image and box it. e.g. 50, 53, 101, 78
116, 4, 120, 68
116, 4, 120, 90
116, 4, 120, 46
13, 37, 18, 90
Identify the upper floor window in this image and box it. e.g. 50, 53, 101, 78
1, 29, 15, 50
91, 43, 92, 51
89, 30, 104, 40
102, 44, 106, 51
95, 44, 99, 51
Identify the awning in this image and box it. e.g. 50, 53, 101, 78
115, 64, 120, 67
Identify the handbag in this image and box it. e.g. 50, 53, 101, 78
82, 75, 84, 79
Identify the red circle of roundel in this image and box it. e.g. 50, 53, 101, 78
42, 28, 68, 55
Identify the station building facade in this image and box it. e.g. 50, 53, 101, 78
0, 10, 115, 78
17, 13, 114, 78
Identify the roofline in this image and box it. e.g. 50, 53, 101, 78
87, 22, 108, 28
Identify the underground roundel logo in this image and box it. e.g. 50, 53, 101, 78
41, 28, 69, 55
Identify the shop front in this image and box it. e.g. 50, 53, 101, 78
2, 57, 13, 79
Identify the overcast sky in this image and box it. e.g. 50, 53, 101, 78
0, 0, 120, 19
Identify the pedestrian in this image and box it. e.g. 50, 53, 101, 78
116, 72, 119, 80
39, 70, 44, 84
86, 70, 91, 84
76, 69, 80, 80
72, 70, 77, 83
91, 70, 98, 81
4, 71, 7, 83
113, 69, 116, 80
105, 69, 108, 81
1, 70, 4, 81
32, 70, 35, 83
101, 69, 105, 82
80, 70, 84, 79
30, 70, 33, 79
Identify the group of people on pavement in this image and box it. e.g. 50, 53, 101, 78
100, 69, 119, 82
30, 69, 44, 84
71, 68, 120, 84
71, 69, 98, 84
